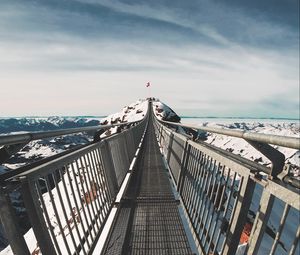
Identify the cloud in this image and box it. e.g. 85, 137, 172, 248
73, 0, 298, 48
0, 0, 298, 117
176, 87, 299, 118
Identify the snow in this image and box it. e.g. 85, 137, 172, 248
0, 229, 37, 255
98, 99, 148, 137
188, 121, 300, 176
0, 99, 298, 255
22, 141, 63, 159
152, 99, 179, 121
101, 99, 148, 124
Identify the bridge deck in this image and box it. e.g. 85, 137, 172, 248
102, 118, 194, 255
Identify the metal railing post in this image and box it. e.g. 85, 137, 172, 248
246, 191, 275, 254
177, 141, 191, 193
166, 132, 174, 164
223, 176, 256, 255
21, 181, 56, 255
121, 132, 130, 164
0, 187, 30, 255
99, 141, 119, 199
159, 125, 164, 144
123, 130, 135, 160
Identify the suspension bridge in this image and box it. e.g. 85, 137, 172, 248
0, 99, 299, 255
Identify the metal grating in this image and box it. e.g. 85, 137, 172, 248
103, 116, 193, 255
128, 202, 193, 255
127, 122, 193, 254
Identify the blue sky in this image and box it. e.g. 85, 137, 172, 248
0, 0, 299, 118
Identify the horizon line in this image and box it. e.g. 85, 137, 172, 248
180, 116, 300, 120
0, 115, 299, 121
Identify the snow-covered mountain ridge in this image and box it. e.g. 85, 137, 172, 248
0, 117, 102, 133
1, 97, 298, 172
0, 99, 148, 169
201, 121, 299, 170
0, 98, 299, 254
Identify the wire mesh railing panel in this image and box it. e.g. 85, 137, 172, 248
20, 146, 113, 255
24, 123, 147, 254
153, 117, 299, 255
17, 131, 145, 254
180, 143, 250, 255
160, 128, 171, 157
246, 180, 300, 255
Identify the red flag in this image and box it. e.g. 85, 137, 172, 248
146, 82, 150, 87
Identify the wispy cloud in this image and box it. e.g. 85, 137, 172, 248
0, 0, 298, 117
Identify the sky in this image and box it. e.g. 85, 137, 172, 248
0, 0, 299, 118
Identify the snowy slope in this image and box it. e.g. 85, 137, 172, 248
0, 117, 101, 169
152, 99, 181, 122
153, 100, 299, 171
98, 99, 148, 138
196, 121, 300, 176
1, 99, 148, 170
3, 135, 92, 170
101, 99, 148, 125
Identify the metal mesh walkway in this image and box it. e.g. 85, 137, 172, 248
102, 117, 194, 255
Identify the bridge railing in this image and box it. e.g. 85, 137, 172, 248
153, 116, 300, 255
0, 112, 148, 255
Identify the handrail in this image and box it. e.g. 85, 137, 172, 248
153, 115, 300, 255
160, 120, 300, 149
0, 121, 140, 147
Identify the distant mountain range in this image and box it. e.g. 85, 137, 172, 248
0, 117, 102, 134
0, 115, 298, 135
